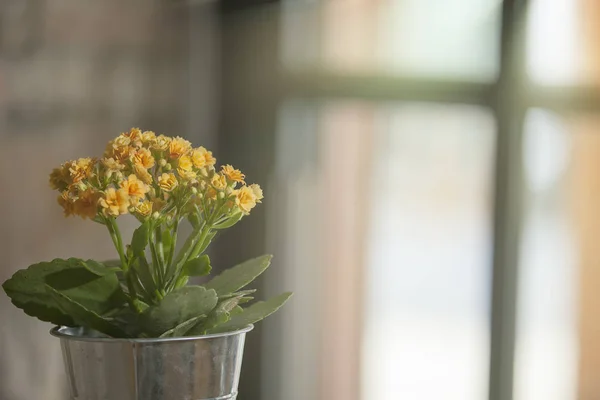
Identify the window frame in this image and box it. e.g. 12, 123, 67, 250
217, 1, 600, 399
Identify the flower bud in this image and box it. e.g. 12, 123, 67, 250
218, 191, 225, 199
129, 207, 136, 213
152, 211, 160, 219
191, 187, 198, 194
225, 187, 234, 196
159, 159, 167, 167
199, 167, 208, 177
164, 163, 172, 171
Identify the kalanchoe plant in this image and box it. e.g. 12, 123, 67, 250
2, 128, 291, 338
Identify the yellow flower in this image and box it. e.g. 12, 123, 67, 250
225, 198, 236, 210
206, 187, 217, 200
57, 191, 76, 217
177, 155, 195, 180
68, 158, 96, 183
191, 148, 206, 168
49, 165, 70, 191
105, 139, 133, 163
114, 135, 131, 147
125, 128, 141, 138
74, 189, 100, 219
169, 137, 192, 159
134, 165, 153, 185
250, 184, 263, 203
211, 173, 227, 190
135, 200, 153, 217
141, 131, 156, 145
151, 197, 166, 212
235, 186, 257, 214
158, 173, 178, 192
99, 188, 131, 217
152, 134, 172, 151
221, 165, 245, 183
204, 150, 216, 167
123, 128, 143, 147
191, 146, 216, 168
120, 174, 150, 205
132, 148, 155, 169
179, 169, 197, 181
178, 155, 193, 171
101, 157, 125, 178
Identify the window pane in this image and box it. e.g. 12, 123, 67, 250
527, 0, 600, 86
265, 100, 378, 400
515, 110, 600, 400
266, 101, 495, 400
362, 103, 495, 399
282, 0, 501, 82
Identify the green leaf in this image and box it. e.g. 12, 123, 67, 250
186, 296, 240, 335
131, 220, 150, 256
46, 285, 128, 338
219, 296, 247, 313
161, 229, 173, 252
193, 231, 217, 257
183, 255, 212, 277
109, 307, 144, 337
131, 257, 156, 297
207, 292, 292, 334
140, 286, 218, 337
212, 211, 243, 229
174, 276, 189, 289
218, 289, 256, 300
2, 258, 126, 325
188, 311, 229, 336
204, 255, 272, 296
3, 258, 78, 307
159, 315, 206, 338
103, 259, 122, 269
8, 299, 74, 326
81, 260, 120, 276
230, 305, 244, 316
237, 297, 254, 304
187, 213, 201, 229
44, 265, 127, 315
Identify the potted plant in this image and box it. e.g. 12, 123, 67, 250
2, 129, 291, 400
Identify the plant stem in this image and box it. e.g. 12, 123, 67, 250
188, 225, 212, 260
105, 217, 142, 313
156, 225, 165, 268
166, 218, 179, 273
148, 232, 161, 282
185, 198, 226, 262
165, 223, 205, 290
105, 218, 127, 269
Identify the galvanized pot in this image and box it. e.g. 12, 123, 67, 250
51, 325, 253, 400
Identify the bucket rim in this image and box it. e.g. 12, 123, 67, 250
50, 324, 254, 343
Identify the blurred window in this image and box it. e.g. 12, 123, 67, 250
527, 0, 600, 86
281, 0, 502, 81
515, 110, 600, 400
264, 0, 600, 400
362, 103, 495, 400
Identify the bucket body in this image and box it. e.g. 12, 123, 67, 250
51, 325, 252, 400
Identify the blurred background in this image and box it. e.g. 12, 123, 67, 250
1, 0, 600, 399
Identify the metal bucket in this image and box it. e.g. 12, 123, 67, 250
51, 325, 253, 400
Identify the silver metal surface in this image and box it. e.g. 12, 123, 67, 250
51, 325, 253, 400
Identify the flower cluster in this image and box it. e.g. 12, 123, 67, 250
2, 128, 290, 340
49, 128, 263, 222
